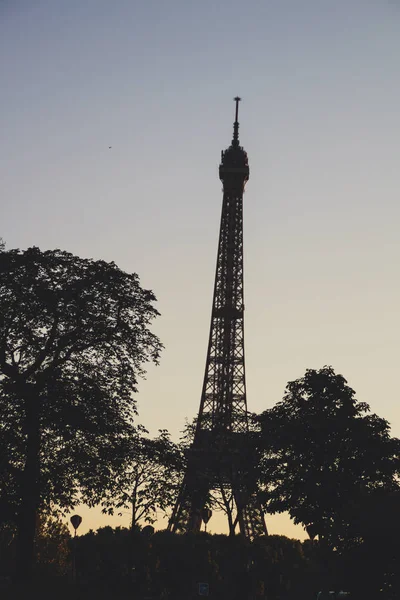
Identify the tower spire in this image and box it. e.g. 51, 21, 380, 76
232, 96, 241, 145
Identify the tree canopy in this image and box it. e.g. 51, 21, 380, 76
257, 366, 400, 550
101, 428, 182, 529
0, 246, 163, 579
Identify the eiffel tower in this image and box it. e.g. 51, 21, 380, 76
169, 98, 267, 539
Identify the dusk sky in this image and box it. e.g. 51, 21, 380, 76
1, 0, 399, 538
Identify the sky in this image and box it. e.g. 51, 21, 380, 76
1, 0, 400, 538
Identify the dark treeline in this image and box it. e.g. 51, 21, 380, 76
72, 525, 400, 599
2, 522, 400, 600
1, 244, 400, 599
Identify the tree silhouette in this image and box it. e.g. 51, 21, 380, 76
101, 428, 182, 529
0, 246, 162, 581
257, 366, 400, 551
35, 515, 71, 576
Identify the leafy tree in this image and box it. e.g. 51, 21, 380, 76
0, 521, 16, 579
75, 525, 133, 585
257, 366, 400, 550
251, 535, 311, 599
337, 489, 400, 598
35, 515, 71, 576
101, 428, 182, 529
0, 515, 71, 579
0, 246, 162, 580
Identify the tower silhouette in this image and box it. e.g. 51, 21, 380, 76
169, 98, 267, 539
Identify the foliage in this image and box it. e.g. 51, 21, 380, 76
257, 366, 400, 551
101, 428, 183, 528
334, 489, 400, 598
251, 535, 313, 599
0, 521, 16, 578
0, 246, 162, 578
2, 521, 400, 599
72, 527, 316, 600
74, 526, 133, 583
35, 516, 71, 576
0, 515, 70, 578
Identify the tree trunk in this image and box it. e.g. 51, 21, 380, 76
228, 513, 235, 536
219, 483, 235, 536
131, 480, 138, 532
15, 393, 41, 582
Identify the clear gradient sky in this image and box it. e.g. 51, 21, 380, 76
1, 0, 400, 538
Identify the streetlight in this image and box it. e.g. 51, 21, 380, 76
141, 525, 155, 598
141, 525, 155, 538
201, 508, 212, 533
70, 514, 82, 583
306, 523, 318, 542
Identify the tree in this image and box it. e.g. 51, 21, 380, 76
338, 489, 400, 598
0, 246, 162, 580
35, 515, 71, 576
0, 515, 71, 579
257, 366, 400, 550
101, 428, 182, 529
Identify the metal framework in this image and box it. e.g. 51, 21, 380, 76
169, 98, 267, 539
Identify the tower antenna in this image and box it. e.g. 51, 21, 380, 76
233, 96, 241, 145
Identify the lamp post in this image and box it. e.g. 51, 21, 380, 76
70, 514, 82, 583
201, 508, 212, 533
141, 525, 155, 600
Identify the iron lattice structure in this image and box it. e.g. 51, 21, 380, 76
169, 99, 267, 539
